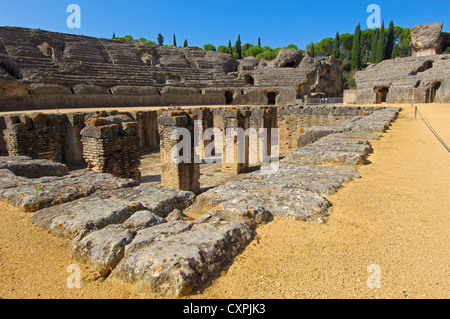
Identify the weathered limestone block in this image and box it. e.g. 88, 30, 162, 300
197, 182, 331, 223
158, 110, 200, 193
297, 126, 348, 148
112, 220, 255, 296
285, 137, 373, 165
243, 163, 360, 195
410, 23, 446, 56
30, 196, 145, 241
0, 156, 68, 178
30, 185, 195, 240
72, 225, 137, 277
0, 169, 137, 211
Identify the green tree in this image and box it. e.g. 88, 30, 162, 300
217, 45, 230, 54
316, 37, 334, 57
183, 39, 188, 47
258, 37, 261, 47
245, 45, 262, 57
203, 44, 216, 51
370, 28, 379, 63
375, 21, 386, 63
242, 43, 252, 57
332, 31, 340, 58
286, 44, 298, 50
173, 34, 177, 46
351, 23, 361, 69
136, 37, 147, 42
124, 35, 133, 42
157, 33, 164, 46
385, 20, 395, 59
235, 35, 242, 59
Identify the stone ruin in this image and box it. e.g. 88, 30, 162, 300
0, 104, 400, 296
345, 22, 450, 104
0, 27, 343, 111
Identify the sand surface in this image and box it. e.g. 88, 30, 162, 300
0, 103, 448, 299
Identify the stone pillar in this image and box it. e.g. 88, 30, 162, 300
130, 111, 159, 152
0, 116, 7, 156
158, 110, 200, 194
248, 106, 277, 164
3, 113, 67, 162
277, 106, 297, 152
81, 117, 141, 183
65, 112, 87, 166
221, 107, 250, 174
190, 107, 213, 159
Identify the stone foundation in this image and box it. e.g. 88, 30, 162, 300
81, 116, 141, 183
2, 113, 67, 162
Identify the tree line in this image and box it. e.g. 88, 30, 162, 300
111, 32, 299, 61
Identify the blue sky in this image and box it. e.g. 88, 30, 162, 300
0, 0, 449, 49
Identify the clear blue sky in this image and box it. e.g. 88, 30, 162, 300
1, 0, 449, 49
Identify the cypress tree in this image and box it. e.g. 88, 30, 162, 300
376, 21, 386, 63
157, 33, 164, 46
351, 23, 362, 69
385, 20, 395, 59
370, 28, 379, 63
228, 40, 232, 53
173, 33, 177, 46
112, 32, 116, 38
235, 35, 242, 59
183, 39, 188, 47
332, 31, 340, 58
310, 43, 315, 57
258, 37, 261, 47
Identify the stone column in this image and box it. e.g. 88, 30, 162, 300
81, 117, 141, 183
158, 110, 200, 194
130, 111, 159, 152
221, 107, 250, 174
190, 107, 213, 160
248, 106, 277, 164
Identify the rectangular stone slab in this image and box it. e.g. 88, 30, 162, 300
112, 220, 255, 297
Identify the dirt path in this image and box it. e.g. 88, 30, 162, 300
0, 103, 448, 299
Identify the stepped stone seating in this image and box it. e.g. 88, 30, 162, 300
0, 27, 344, 110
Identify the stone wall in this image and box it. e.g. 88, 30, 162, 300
2, 113, 67, 162
81, 116, 141, 183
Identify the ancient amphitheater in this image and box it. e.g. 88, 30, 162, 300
0, 23, 448, 299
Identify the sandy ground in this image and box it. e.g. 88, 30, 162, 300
0, 103, 448, 299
